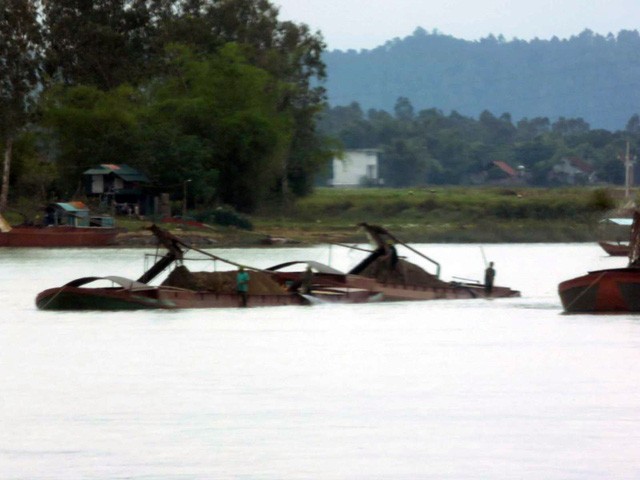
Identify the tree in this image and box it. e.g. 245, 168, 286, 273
0, 0, 43, 211
43, 0, 154, 89
626, 114, 640, 135
43, 84, 145, 195
141, 44, 295, 211
152, 0, 329, 201
551, 117, 591, 137
381, 139, 428, 187
394, 96, 415, 121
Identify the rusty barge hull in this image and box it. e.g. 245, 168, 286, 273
558, 268, 640, 313
0, 226, 118, 247
269, 270, 520, 303
36, 285, 305, 310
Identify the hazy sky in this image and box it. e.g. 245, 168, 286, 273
274, 0, 640, 51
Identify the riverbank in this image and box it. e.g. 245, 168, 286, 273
113, 186, 621, 246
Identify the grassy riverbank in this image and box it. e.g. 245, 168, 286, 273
252, 187, 619, 244
5, 186, 622, 245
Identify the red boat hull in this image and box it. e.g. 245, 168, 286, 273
597, 241, 630, 256
0, 226, 118, 247
558, 268, 640, 313
36, 285, 306, 310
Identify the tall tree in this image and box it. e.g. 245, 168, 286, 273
156, 0, 329, 200
43, 0, 153, 89
144, 44, 295, 211
0, 0, 42, 211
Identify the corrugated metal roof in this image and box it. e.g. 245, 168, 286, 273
492, 161, 517, 177
53, 201, 89, 212
82, 164, 150, 182
601, 218, 633, 226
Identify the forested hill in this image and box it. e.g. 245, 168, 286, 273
323, 28, 640, 130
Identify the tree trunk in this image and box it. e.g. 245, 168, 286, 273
0, 137, 13, 213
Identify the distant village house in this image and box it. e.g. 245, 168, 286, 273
470, 161, 527, 185
329, 149, 382, 187
549, 157, 598, 185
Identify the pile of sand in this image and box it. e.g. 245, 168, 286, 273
162, 265, 288, 295
358, 258, 449, 287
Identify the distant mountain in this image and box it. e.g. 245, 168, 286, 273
322, 28, 640, 130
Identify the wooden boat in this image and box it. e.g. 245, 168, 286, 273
268, 223, 521, 302
597, 241, 630, 256
0, 202, 118, 247
559, 211, 640, 313
36, 225, 307, 310
36, 275, 305, 310
36, 223, 520, 311
597, 216, 633, 256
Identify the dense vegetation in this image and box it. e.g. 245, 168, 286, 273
253, 187, 621, 243
0, 0, 331, 213
3, 3, 640, 222
323, 28, 640, 130
318, 99, 640, 187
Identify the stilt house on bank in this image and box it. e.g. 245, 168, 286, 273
83, 164, 153, 215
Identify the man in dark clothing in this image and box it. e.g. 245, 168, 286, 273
301, 265, 313, 294
388, 242, 399, 269
484, 261, 496, 295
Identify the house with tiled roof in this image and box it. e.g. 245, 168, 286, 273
469, 161, 527, 185
83, 164, 153, 214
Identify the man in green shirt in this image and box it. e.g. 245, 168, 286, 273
236, 266, 250, 307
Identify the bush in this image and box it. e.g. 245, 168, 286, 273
587, 188, 616, 211
194, 207, 253, 230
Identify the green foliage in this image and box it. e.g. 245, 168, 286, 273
253, 187, 607, 242
323, 28, 640, 131
43, 0, 155, 89
12, 132, 57, 203
145, 43, 294, 212
43, 84, 144, 194
0, 0, 42, 136
193, 206, 253, 230
587, 188, 616, 211
41, 43, 301, 211
319, 101, 640, 188
0, 0, 329, 214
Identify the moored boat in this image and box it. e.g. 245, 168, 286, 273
597, 241, 630, 257
559, 210, 640, 313
597, 215, 633, 256
268, 223, 521, 302
36, 225, 306, 310
36, 275, 304, 310
0, 202, 118, 247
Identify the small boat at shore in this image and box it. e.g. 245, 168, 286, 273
597, 240, 630, 256
0, 202, 118, 247
559, 211, 640, 313
597, 216, 633, 256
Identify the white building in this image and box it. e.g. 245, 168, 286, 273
330, 149, 382, 187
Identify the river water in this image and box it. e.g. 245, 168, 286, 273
1, 243, 640, 479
